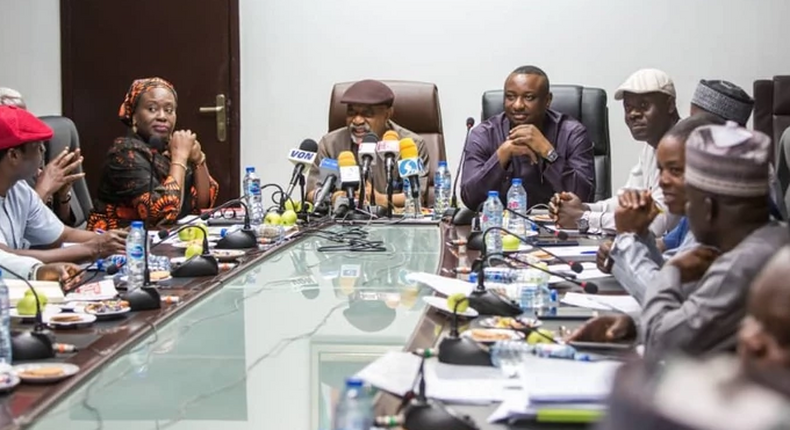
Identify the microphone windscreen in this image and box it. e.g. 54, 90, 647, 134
299, 139, 319, 152
555, 230, 569, 241
583, 281, 599, 294
158, 229, 169, 239
570, 261, 584, 274
382, 130, 399, 141
338, 151, 357, 167
466, 117, 475, 128
106, 264, 121, 275
362, 132, 378, 143
399, 138, 418, 159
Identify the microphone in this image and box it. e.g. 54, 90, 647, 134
398, 138, 423, 208
503, 207, 569, 241
156, 225, 219, 278
449, 117, 475, 213
285, 139, 319, 199
375, 346, 480, 430
501, 208, 581, 274
199, 199, 257, 249
500, 253, 599, 294
106, 261, 125, 275
338, 151, 361, 210
466, 225, 527, 317
358, 132, 379, 210
312, 158, 339, 214
0, 263, 55, 361
333, 196, 351, 218
377, 130, 400, 218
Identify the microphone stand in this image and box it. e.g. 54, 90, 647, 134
383, 155, 395, 218
203, 198, 259, 249
0, 264, 55, 361
467, 226, 527, 317
297, 174, 308, 222
446, 119, 475, 219
437, 295, 494, 366
493, 252, 599, 294
158, 226, 219, 278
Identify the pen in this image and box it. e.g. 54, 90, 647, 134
96, 229, 105, 235
580, 251, 597, 255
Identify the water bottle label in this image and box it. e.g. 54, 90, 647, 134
507, 201, 520, 211
248, 181, 261, 195
129, 244, 144, 259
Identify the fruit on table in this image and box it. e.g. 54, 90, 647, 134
178, 222, 208, 241
280, 210, 298, 226
447, 293, 469, 313
526, 328, 556, 345
264, 212, 282, 225
17, 289, 48, 315
502, 234, 520, 251
284, 199, 313, 213
184, 243, 203, 259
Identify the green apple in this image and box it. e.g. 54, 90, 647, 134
264, 211, 281, 225
24, 288, 48, 306
17, 294, 45, 316
446, 293, 469, 313
280, 209, 298, 226
526, 328, 556, 345
179, 222, 209, 241
285, 200, 313, 213
185, 243, 203, 259
502, 234, 520, 251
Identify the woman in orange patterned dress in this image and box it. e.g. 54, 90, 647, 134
87, 78, 218, 231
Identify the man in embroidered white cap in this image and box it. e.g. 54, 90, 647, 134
550, 68, 681, 235
568, 122, 789, 360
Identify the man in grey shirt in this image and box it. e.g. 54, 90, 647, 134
603, 114, 726, 305
0, 106, 125, 277
568, 123, 788, 360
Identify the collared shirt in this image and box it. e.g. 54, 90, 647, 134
585, 143, 680, 236
306, 121, 430, 203
0, 181, 64, 250
662, 217, 690, 251
641, 221, 789, 359
460, 110, 594, 209
610, 229, 697, 306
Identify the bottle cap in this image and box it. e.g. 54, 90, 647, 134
345, 377, 364, 388
488, 191, 499, 198
512, 178, 522, 186
246, 167, 255, 173
438, 161, 448, 168
131, 221, 144, 229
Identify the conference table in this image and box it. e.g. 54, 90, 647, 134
0, 218, 621, 430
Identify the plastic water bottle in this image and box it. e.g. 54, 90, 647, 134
481, 191, 504, 254
126, 221, 146, 290
0, 273, 11, 364
506, 178, 528, 236
433, 161, 451, 219
243, 167, 264, 225
332, 378, 374, 430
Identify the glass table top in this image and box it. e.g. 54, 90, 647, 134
29, 224, 442, 430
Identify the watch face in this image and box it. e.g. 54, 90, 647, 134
547, 150, 559, 162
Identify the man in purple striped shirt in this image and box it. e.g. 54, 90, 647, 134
460, 66, 595, 209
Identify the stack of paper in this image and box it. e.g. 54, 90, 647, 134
561, 292, 640, 314
547, 262, 611, 284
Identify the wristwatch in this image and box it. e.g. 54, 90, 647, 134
545, 149, 559, 164
576, 211, 591, 233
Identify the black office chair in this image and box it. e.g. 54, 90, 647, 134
481, 85, 612, 201
39, 116, 93, 228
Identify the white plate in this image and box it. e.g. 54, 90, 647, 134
80, 303, 131, 319
14, 363, 79, 384
479, 316, 542, 329
0, 373, 20, 392
44, 313, 96, 327
211, 249, 246, 262
461, 328, 525, 344
10, 305, 62, 321
422, 296, 478, 318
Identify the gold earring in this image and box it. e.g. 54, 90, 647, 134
132, 120, 138, 134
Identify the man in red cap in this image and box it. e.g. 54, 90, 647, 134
0, 106, 126, 273
306, 79, 430, 209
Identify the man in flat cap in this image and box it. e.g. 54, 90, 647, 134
461, 65, 595, 210
0, 106, 126, 271
307, 79, 430, 208
568, 123, 789, 360
551, 68, 681, 236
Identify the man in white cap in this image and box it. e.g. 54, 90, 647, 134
550, 69, 681, 235
568, 123, 789, 360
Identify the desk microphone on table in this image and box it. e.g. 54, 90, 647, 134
444, 117, 475, 219
504, 206, 570, 241
375, 348, 480, 430
0, 263, 55, 361
491, 252, 599, 294
199, 199, 258, 249
156, 225, 219, 278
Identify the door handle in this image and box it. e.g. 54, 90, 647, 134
199, 94, 227, 142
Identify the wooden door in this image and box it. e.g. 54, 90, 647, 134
61, 0, 240, 203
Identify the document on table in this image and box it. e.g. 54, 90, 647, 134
521, 356, 621, 403
406, 272, 475, 296
562, 292, 640, 314
547, 262, 611, 284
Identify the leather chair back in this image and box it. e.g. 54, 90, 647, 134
754, 76, 790, 201
329, 80, 446, 204
481, 85, 611, 201
39, 116, 93, 228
